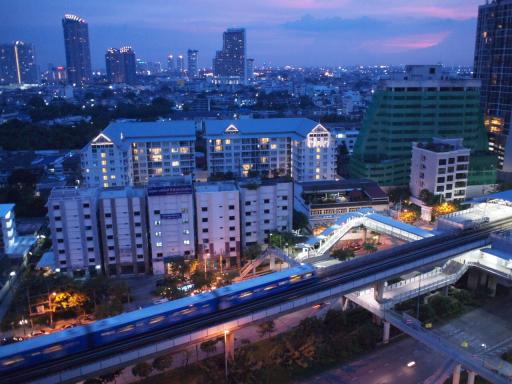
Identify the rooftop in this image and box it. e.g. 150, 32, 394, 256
299, 179, 388, 200
204, 118, 326, 138
48, 187, 98, 201
0, 204, 15, 218
195, 181, 238, 193
98, 120, 197, 149
99, 186, 146, 199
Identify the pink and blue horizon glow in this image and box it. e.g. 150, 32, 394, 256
0, 0, 483, 68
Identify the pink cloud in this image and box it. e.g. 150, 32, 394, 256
364, 31, 451, 52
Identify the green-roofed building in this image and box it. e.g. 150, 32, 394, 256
349, 65, 497, 188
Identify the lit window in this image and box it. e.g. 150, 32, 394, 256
154, 220, 161, 225
184, 240, 190, 245
103, 175, 108, 181
156, 241, 163, 247
215, 139, 222, 145
103, 182, 109, 188
180, 147, 189, 153
260, 138, 270, 144
102, 168, 107, 173
172, 161, 180, 167
215, 145, 223, 152
101, 153, 106, 158
155, 232, 162, 237
316, 155, 321, 160
110, 175, 116, 179
316, 168, 320, 173
101, 160, 107, 165
225, 139, 231, 145
271, 144, 277, 149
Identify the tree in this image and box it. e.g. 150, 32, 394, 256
331, 248, 355, 261
243, 244, 261, 261
362, 242, 378, 254
155, 277, 186, 300
257, 320, 276, 338
53, 291, 88, 311
293, 210, 309, 231
83, 378, 102, 384
200, 339, 218, 357
131, 361, 153, 379
190, 271, 215, 291
388, 187, 411, 204
152, 354, 173, 371
99, 369, 123, 384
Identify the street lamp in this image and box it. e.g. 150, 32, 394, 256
18, 318, 28, 336
9, 271, 16, 278
49, 292, 56, 327
224, 329, 230, 380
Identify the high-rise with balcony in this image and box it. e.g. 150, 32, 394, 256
204, 118, 336, 182
81, 121, 196, 188
350, 65, 496, 189
62, 14, 92, 85
474, 0, 512, 179
213, 28, 246, 81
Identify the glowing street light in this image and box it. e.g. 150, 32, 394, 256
224, 329, 230, 379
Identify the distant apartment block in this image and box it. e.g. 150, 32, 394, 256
47, 188, 101, 277
350, 64, 496, 187
204, 118, 337, 182
410, 138, 470, 202
98, 187, 150, 276
195, 182, 241, 270
147, 177, 195, 275
81, 121, 196, 188
237, 178, 293, 248
0, 41, 37, 85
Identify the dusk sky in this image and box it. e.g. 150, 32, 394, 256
0, 0, 484, 69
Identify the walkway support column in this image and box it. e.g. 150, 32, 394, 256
374, 281, 385, 302
487, 275, 497, 297
269, 254, 276, 271
383, 321, 390, 344
342, 296, 350, 312
467, 371, 476, 384
452, 364, 461, 384
467, 269, 479, 290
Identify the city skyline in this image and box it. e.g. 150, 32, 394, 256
0, 0, 483, 68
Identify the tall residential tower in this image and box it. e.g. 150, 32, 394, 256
213, 28, 246, 81
62, 14, 92, 85
474, 0, 512, 178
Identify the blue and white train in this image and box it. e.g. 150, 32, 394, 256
0, 264, 316, 374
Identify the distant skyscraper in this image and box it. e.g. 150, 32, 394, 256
474, 0, 512, 178
120, 46, 136, 84
105, 48, 123, 83
106, 47, 137, 84
177, 54, 184, 74
213, 28, 246, 81
187, 49, 198, 78
246, 58, 254, 81
0, 41, 37, 85
62, 14, 92, 85
167, 54, 174, 73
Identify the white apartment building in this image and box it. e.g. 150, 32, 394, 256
237, 178, 293, 248
81, 120, 196, 188
0, 204, 15, 256
47, 187, 101, 276
195, 182, 241, 270
204, 118, 337, 182
410, 137, 470, 202
147, 176, 195, 275
99, 187, 150, 276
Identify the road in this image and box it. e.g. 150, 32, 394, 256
297, 337, 449, 384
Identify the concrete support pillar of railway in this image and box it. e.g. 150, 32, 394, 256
467, 370, 476, 384
452, 364, 461, 384
362, 226, 368, 243
443, 285, 449, 296
479, 271, 488, 287
374, 281, 385, 302
467, 269, 479, 291
487, 275, 497, 297
269, 254, 276, 271
383, 321, 390, 344
342, 296, 350, 312
224, 330, 235, 361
